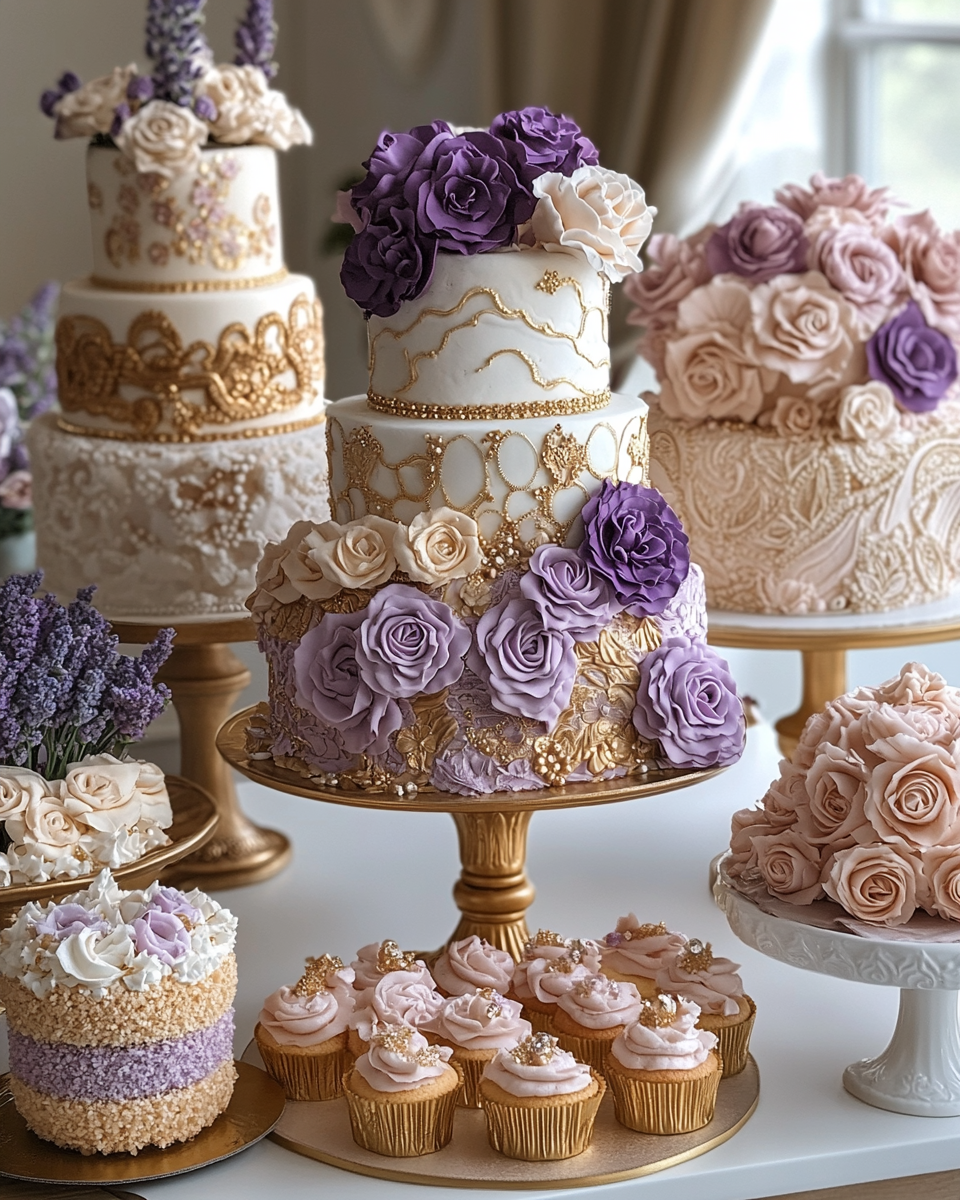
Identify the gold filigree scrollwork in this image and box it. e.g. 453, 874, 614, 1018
55, 292, 324, 442
366, 391, 610, 421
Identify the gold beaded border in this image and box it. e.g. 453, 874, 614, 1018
88, 267, 289, 293
55, 411, 325, 444
366, 390, 611, 421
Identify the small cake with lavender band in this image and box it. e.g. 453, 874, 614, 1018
480, 1032, 604, 1161
429, 988, 532, 1107
552, 974, 643, 1074
599, 916, 687, 997
344, 1024, 461, 1157
0, 870, 237, 1155
605, 994, 721, 1134
656, 938, 755, 1076
255, 954, 356, 1100
509, 931, 602, 1032
431, 935, 515, 998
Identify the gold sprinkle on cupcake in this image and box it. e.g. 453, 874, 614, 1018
678, 939, 714, 974
623, 921, 667, 942
510, 1032, 558, 1066
294, 953, 344, 997
377, 939, 418, 974
637, 993, 679, 1028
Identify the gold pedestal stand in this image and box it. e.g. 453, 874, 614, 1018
113, 618, 291, 891
709, 599, 960, 759
217, 708, 720, 958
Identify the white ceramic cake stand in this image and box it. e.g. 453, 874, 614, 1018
715, 869, 960, 1117
707, 589, 960, 758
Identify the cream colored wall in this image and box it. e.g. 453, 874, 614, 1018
0, 0, 485, 398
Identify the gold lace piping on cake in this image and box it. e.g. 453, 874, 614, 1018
367, 279, 610, 393
89, 268, 289, 293
366, 391, 610, 421
55, 411, 325, 445
55, 292, 324, 441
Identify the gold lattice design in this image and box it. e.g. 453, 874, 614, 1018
56, 292, 324, 441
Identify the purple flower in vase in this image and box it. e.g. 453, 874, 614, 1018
866, 300, 958, 412
520, 544, 621, 640
581, 481, 689, 617
705, 203, 808, 282
133, 908, 191, 966
33, 904, 110, 940
341, 206, 437, 318
490, 107, 599, 182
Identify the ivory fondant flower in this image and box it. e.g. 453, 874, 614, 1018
823, 840, 921, 926
195, 63, 268, 144
751, 829, 823, 904
5, 794, 84, 857
836, 381, 900, 441
61, 759, 143, 833
54, 64, 137, 139
283, 516, 399, 599
115, 99, 209, 180
393, 508, 482, 585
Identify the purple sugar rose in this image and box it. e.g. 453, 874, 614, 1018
467, 597, 577, 729
632, 637, 745, 769
340, 206, 438, 318
706, 203, 808, 282
351, 121, 453, 226
404, 129, 533, 253
866, 300, 958, 413
581, 481, 689, 617
143, 886, 203, 925
33, 904, 109, 941
356, 583, 470, 699
133, 909, 191, 966
489, 106, 599, 181
294, 610, 402, 755
519, 544, 621, 640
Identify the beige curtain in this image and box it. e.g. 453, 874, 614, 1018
480, 0, 775, 237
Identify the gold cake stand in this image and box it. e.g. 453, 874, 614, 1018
0, 775, 217, 927
218, 707, 721, 960
112, 617, 291, 890
708, 594, 960, 759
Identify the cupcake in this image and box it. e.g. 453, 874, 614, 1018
343, 1024, 461, 1157
429, 988, 532, 1107
432, 935, 515, 998
599, 916, 686, 997
349, 960, 445, 1059
255, 954, 356, 1100
510, 931, 602, 1032
553, 974, 643, 1074
479, 1032, 604, 1161
605, 994, 721, 1134
656, 938, 755, 1076
350, 939, 425, 992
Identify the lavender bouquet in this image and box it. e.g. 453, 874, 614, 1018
0, 572, 176, 887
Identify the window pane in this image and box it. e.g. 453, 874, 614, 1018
873, 41, 960, 227
867, 0, 960, 20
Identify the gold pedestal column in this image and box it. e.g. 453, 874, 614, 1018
450, 811, 535, 960
113, 619, 291, 890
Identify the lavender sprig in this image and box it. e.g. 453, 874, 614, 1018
0, 282, 59, 421
145, 0, 212, 108
39, 71, 81, 120
234, 0, 278, 80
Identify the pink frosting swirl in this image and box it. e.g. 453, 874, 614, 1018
611, 999, 717, 1072
482, 1041, 593, 1097
513, 956, 595, 1004
656, 946, 745, 1017
431, 989, 532, 1051
259, 979, 355, 1046
432, 936, 515, 996
350, 941, 432, 992
351, 969, 445, 1040
556, 975, 643, 1030
600, 915, 686, 980
354, 1026, 454, 1093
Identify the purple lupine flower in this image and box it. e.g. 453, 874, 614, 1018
234, 0, 278, 81
127, 74, 155, 103
145, 0, 212, 107
193, 93, 217, 122
0, 282, 60, 421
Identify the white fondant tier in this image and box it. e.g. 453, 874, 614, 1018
327, 392, 648, 548
649, 400, 960, 615
366, 248, 610, 415
29, 413, 330, 622
86, 145, 284, 288
56, 274, 324, 441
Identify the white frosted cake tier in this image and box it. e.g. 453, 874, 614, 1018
366, 248, 610, 417
29, 413, 330, 622
86, 144, 284, 289
649, 400, 960, 615
56, 275, 324, 441
327, 392, 648, 543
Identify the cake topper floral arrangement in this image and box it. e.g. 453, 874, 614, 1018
0, 572, 175, 886
338, 108, 655, 317
627, 174, 960, 439
40, 0, 310, 180
728, 662, 960, 928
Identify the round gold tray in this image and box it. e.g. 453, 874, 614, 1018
0, 1061, 284, 1185
0, 775, 218, 926
241, 1042, 757, 1189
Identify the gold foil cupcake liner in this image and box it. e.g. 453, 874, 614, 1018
344, 1067, 462, 1158
522, 1008, 555, 1036
554, 1028, 617, 1076
700, 995, 756, 1077
482, 1070, 605, 1161
451, 1050, 494, 1108
606, 1055, 721, 1135
256, 1029, 353, 1101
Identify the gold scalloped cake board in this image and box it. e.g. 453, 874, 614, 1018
242, 1044, 758, 1189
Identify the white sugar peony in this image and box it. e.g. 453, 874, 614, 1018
54, 64, 136, 139
115, 99, 209, 180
